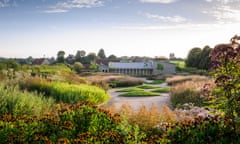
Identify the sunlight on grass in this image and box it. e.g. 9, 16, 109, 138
120, 91, 159, 97
151, 87, 171, 93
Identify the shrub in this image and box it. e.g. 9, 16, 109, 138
0, 83, 54, 117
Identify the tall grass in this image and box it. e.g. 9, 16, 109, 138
20, 78, 110, 104
106, 104, 177, 133
170, 77, 215, 108
166, 75, 209, 85
0, 83, 54, 117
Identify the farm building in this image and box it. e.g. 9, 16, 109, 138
98, 60, 176, 76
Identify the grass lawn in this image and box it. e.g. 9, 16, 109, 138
151, 87, 171, 93
145, 80, 165, 85
116, 87, 144, 92
137, 85, 159, 89
119, 91, 159, 97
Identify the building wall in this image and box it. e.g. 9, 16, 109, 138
153, 60, 176, 75
109, 68, 153, 76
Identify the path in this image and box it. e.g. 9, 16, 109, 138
106, 83, 171, 111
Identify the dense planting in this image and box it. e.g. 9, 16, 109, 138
0, 83, 54, 117
20, 78, 109, 104
0, 102, 144, 143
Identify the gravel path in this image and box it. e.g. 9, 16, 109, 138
106, 83, 171, 111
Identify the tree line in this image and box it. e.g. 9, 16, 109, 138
185, 45, 212, 70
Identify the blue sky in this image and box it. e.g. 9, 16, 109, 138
1, 0, 240, 58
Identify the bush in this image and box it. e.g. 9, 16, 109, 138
0, 83, 54, 117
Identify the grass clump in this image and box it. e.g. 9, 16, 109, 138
120, 91, 159, 97
20, 77, 110, 104
170, 78, 214, 108
151, 87, 171, 93
0, 83, 54, 117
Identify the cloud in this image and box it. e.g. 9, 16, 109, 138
144, 13, 186, 23
203, 4, 240, 23
205, 0, 239, 4
44, 0, 104, 13
140, 0, 178, 4
0, 0, 10, 8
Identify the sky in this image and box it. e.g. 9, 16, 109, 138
0, 0, 240, 59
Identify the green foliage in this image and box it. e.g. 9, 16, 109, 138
97, 48, 106, 59
0, 102, 145, 143
0, 83, 54, 117
185, 47, 202, 68
171, 88, 203, 108
160, 116, 238, 143
20, 78, 110, 104
57, 50, 65, 63
151, 87, 171, 93
137, 85, 159, 89
109, 78, 144, 88
90, 61, 99, 71
73, 62, 84, 73
185, 46, 212, 70
210, 35, 240, 134
0, 59, 20, 71
120, 91, 159, 97
116, 87, 144, 92
157, 63, 164, 70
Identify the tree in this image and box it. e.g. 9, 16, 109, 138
86, 53, 98, 64
57, 50, 65, 63
185, 47, 202, 68
73, 62, 84, 73
75, 50, 86, 62
198, 45, 212, 69
108, 54, 117, 60
97, 48, 106, 59
90, 61, 99, 71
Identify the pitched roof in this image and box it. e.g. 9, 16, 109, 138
109, 62, 153, 69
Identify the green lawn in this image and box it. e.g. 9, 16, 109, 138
116, 87, 144, 92
151, 87, 171, 93
137, 85, 159, 89
120, 91, 159, 97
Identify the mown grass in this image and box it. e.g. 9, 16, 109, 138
145, 80, 165, 85
137, 85, 159, 89
119, 91, 159, 97
151, 87, 171, 93
116, 87, 144, 92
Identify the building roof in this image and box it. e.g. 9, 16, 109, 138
109, 62, 153, 69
